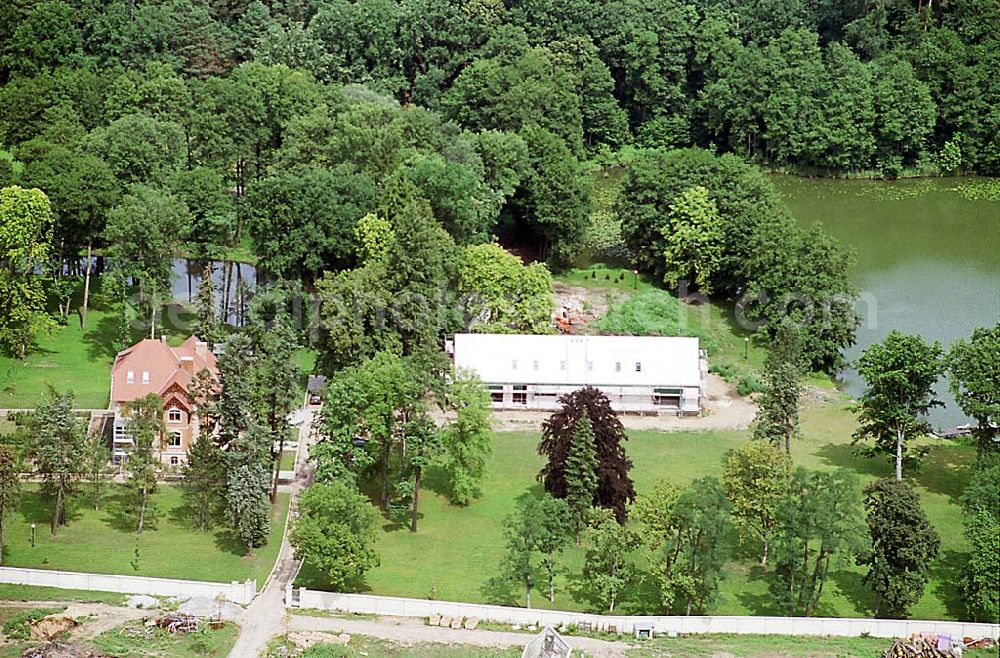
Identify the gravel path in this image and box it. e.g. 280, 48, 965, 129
287, 613, 632, 658
226, 407, 314, 658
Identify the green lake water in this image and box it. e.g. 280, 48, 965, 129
772, 176, 1000, 428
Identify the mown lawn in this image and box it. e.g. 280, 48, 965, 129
0, 278, 199, 410
298, 400, 975, 621
4, 485, 289, 585
0, 305, 117, 409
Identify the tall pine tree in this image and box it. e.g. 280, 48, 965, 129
192, 262, 218, 349
564, 414, 598, 543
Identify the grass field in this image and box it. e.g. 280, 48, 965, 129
4, 485, 289, 585
0, 277, 200, 410
298, 400, 974, 621
0, 584, 125, 604
0, 305, 117, 409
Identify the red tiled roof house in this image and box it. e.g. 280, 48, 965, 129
110, 336, 218, 466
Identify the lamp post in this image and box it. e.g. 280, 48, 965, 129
30, 523, 35, 548
744, 336, 749, 360
632, 269, 638, 290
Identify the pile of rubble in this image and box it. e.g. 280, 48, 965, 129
154, 614, 200, 634
21, 643, 106, 658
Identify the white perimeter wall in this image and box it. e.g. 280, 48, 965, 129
289, 590, 1000, 641
0, 566, 256, 604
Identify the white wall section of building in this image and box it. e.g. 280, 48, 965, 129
450, 334, 707, 415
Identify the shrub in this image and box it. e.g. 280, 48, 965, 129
711, 362, 736, 381
737, 374, 764, 396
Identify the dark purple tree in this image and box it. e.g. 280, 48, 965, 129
538, 387, 636, 523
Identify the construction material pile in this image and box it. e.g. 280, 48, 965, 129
882, 635, 964, 658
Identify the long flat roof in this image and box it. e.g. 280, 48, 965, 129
452, 334, 701, 388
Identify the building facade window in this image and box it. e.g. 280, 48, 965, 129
512, 359, 518, 370
533, 360, 539, 370
141, 371, 150, 383
167, 431, 182, 447
635, 362, 642, 372
167, 408, 182, 422
170, 456, 179, 465
126, 370, 134, 383
615, 361, 621, 372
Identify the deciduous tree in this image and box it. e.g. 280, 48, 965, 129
661, 186, 724, 293
122, 393, 164, 534
29, 388, 86, 535
770, 468, 865, 616
582, 508, 639, 613
441, 372, 493, 506
0, 185, 54, 357
0, 445, 20, 565
458, 243, 554, 334
534, 495, 573, 603
947, 325, 1000, 465
538, 387, 635, 523
290, 481, 380, 590
853, 331, 944, 480
859, 478, 940, 618
723, 441, 791, 565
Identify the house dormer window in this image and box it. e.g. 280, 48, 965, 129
512, 359, 517, 370
635, 362, 642, 372
615, 361, 621, 372
533, 360, 539, 370
167, 408, 182, 423
126, 371, 134, 384
141, 371, 150, 384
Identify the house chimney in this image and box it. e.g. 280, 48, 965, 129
180, 356, 195, 375
194, 340, 209, 360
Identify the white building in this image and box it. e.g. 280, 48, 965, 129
448, 334, 707, 415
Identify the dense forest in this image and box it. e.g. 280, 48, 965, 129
2, 0, 997, 176
2, 0, 997, 372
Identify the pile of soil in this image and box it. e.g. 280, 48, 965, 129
28, 617, 78, 641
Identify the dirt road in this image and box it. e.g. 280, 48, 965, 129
490, 373, 756, 432
287, 613, 631, 658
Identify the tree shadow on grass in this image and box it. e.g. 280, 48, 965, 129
102, 489, 162, 534
735, 565, 786, 616
83, 311, 126, 362
829, 568, 875, 617
421, 464, 452, 499
212, 527, 252, 558
617, 571, 664, 615
815, 442, 892, 480
929, 549, 969, 620
17, 491, 83, 529
912, 445, 973, 503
